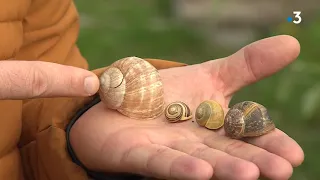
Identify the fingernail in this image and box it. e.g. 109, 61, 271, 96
84, 76, 98, 95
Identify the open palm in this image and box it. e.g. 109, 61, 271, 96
70, 35, 304, 180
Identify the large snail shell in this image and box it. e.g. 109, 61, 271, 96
165, 101, 192, 122
224, 101, 276, 139
98, 56, 165, 120
195, 100, 224, 129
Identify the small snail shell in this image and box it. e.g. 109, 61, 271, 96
165, 101, 192, 122
195, 100, 224, 129
224, 101, 276, 139
98, 56, 165, 120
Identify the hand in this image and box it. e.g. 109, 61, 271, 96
70, 35, 304, 180
0, 61, 99, 99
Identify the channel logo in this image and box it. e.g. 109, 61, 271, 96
287, 11, 302, 24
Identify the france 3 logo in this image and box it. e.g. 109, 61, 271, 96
287, 11, 302, 24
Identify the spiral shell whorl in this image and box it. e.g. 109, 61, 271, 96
99, 56, 165, 120
224, 101, 275, 139
195, 100, 224, 129
99, 67, 126, 109
165, 102, 192, 122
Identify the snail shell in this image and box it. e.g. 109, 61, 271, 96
98, 56, 165, 120
165, 101, 192, 122
224, 101, 276, 139
195, 100, 224, 129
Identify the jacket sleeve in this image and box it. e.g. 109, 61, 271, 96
17, 1, 187, 180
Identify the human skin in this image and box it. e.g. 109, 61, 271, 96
0, 61, 100, 99
70, 35, 304, 180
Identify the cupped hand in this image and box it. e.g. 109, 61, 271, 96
0, 61, 99, 99
70, 35, 304, 180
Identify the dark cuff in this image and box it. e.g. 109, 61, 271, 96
65, 95, 145, 180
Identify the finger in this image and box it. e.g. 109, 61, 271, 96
211, 35, 300, 97
244, 128, 304, 167
170, 140, 260, 180
118, 144, 213, 180
204, 135, 293, 180
0, 61, 99, 99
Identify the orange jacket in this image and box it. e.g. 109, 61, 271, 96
0, 0, 186, 179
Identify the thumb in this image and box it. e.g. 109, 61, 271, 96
0, 61, 100, 99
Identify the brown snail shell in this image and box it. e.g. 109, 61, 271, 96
165, 101, 192, 122
195, 100, 224, 129
98, 56, 165, 120
224, 101, 276, 139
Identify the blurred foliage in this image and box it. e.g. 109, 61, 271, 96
75, 0, 226, 68
74, 0, 320, 179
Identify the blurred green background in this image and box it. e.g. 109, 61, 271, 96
74, 0, 320, 179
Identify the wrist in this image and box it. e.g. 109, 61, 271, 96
66, 94, 101, 171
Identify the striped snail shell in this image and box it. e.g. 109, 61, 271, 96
224, 101, 276, 139
195, 100, 224, 129
165, 101, 192, 122
98, 56, 165, 120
